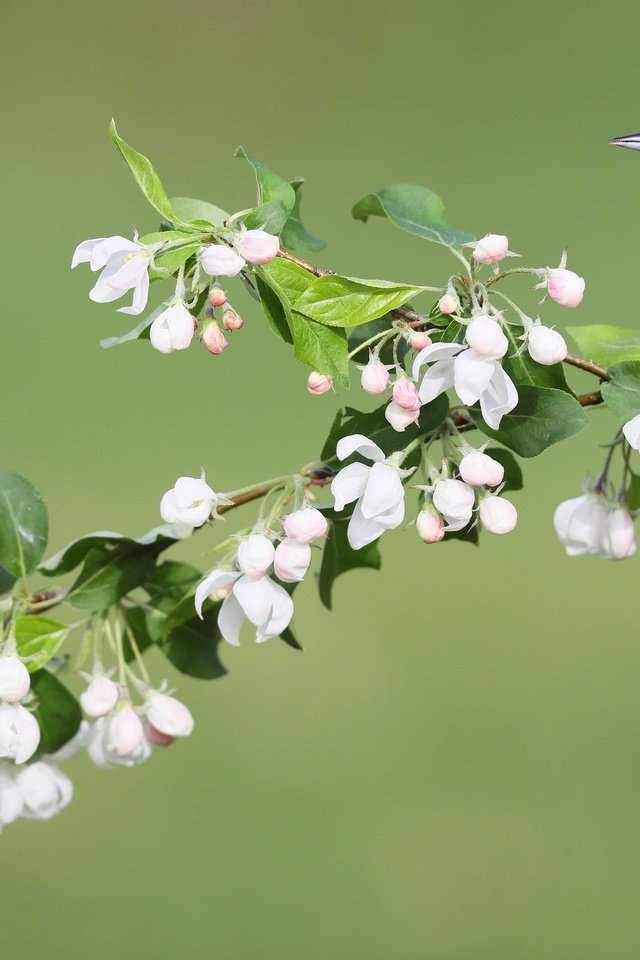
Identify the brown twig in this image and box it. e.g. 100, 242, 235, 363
563, 354, 609, 381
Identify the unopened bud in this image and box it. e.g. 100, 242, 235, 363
307, 371, 333, 396
479, 495, 518, 534
208, 287, 228, 308
198, 244, 245, 277
465, 315, 508, 360
147, 723, 175, 747
459, 450, 504, 487
274, 538, 312, 583
603, 508, 636, 560
392, 379, 421, 411
222, 309, 244, 331
80, 676, 119, 718
546, 268, 585, 308
410, 331, 432, 351
527, 325, 568, 365
438, 293, 459, 315
202, 320, 228, 355
107, 706, 145, 757
385, 401, 420, 432
237, 534, 275, 579
416, 505, 445, 543
0, 655, 31, 703
471, 234, 509, 265
361, 356, 390, 395
433, 479, 475, 531
283, 507, 328, 543
235, 229, 280, 265
147, 693, 194, 738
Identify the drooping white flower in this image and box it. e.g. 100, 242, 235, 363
15, 761, 73, 821
479, 494, 518, 534
0, 703, 40, 765
385, 401, 420, 432
603, 508, 636, 560
330, 435, 405, 549
80, 676, 119, 718
527, 325, 568, 365
237, 534, 275, 578
71, 235, 152, 315
197, 244, 246, 277
107, 705, 145, 757
274, 538, 312, 582
623, 414, 640, 451
459, 450, 504, 487
146, 693, 194, 738
432, 479, 475, 532
0, 765, 23, 828
149, 301, 195, 354
160, 474, 225, 528
282, 507, 328, 543
195, 569, 294, 646
413, 342, 518, 429
0, 654, 31, 703
87, 716, 151, 769
235, 229, 279, 265
553, 494, 607, 556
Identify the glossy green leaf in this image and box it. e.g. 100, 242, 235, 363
144, 560, 202, 614
255, 274, 293, 344
31, 670, 82, 758
475, 385, 588, 457
293, 275, 426, 328
161, 605, 228, 680
243, 199, 290, 234
40, 525, 185, 577
601, 362, 640, 420
14, 616, 69, 672
280, 178, 326, 253
487, 448, 523, 491
170, 197, 228, 226
109, 119, 177, 222
67, 541, 168, 611
234, 146, 295, 213
0, 472, 49, 578
0, 565, 16, 595
318, 511, 381, 610
352, 184, 474, 247
566, 325, 640, 369
627, 473, 640, 511
289, 313, 349, 385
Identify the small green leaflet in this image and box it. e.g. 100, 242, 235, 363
352, 184, 474, 247
109, 120, 177, 223
601, 362, 640, 420
566, 325, 640, 368
31, 670, 82, 759
0, 472, 49, 578
280, 178, 326, 254
15, 616, 69, 673
293, 275, 426, 328
318, 510, 381, 610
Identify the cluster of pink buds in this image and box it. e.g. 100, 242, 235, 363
201, 287, 246, 356
417, 446, 517, 543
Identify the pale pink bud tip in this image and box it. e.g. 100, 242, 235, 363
472, 234, 509, 264
202, 320, 229, 355
438, 293, 458, 315
80, 676, 119, 718
546, 268, 585, 308
603, 508, 636, 560
147, 693, 194, 738
0, 655, 31, 703
361, 357, 390, 395
235, 229, 280, 265
283, 507, 328, 543
385, 401, 420, 432
108, 706, 145, 757
208, 288, 228, 307
465, 315, 508, 360
274, 538, 312, 582
410, 331, 432, 351
222, 309, 244, 331
147, 724, 176, 747
392, 379, 421, 411
459, 450, 504, 488
416, 506, 445, 543
479, 495, 518, 534
527, 325, 568, 365
307, 371, 333, 395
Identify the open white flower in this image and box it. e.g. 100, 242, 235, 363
331, 434, 405, 549
72, 235, 153, 315
160, 473, 228, 528
15, 761, 73, 821
413, 341, 518, 429
195, 569, 294, 646
149, 301, 195, 354
0, 703, 40, 765
87, 716, 151, 769
553, 494, 607, 556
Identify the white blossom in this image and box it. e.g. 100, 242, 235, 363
80, 676, 119, 718
274, 538, 312, 582
527, 325, 568, 365
459, 450, 504, 487
0, 654, 31, 703
149, 302, 195, 354
0, 703, 40, 765
160, 474, 227, 528
282, 507, 328, 543
432, 479, 475, 532
15, 761, 73, 821
197, 244, 246, 277
87, 716, 151, 769
478, 494, 518, 534
622, 414, 640, 451
71, 235, 152, 315
553, 494, 607, 556
385, 401, 420, 432
603, 508, 636, 560
235, 229, 279, 265
195, 569, 294, 646
237, 534, 276, 578
360, 356, 390, 395
331, 435, 405, 549
146, 694, 194, 738
416, 505, 445, 543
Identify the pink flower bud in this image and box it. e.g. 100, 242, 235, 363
438, 293, 459, 315
274, 538, 312, 582
471, 234, 509, 264
0, 655, 31, 703
479, 495, 518, 534
465, 315, 508, 360
198, 244, 246, 277
202, 320, 228, 355
527, 325, 568, 365
80, 676, 119, 718
208, 287, 228, 307
146, 723, 175, 747
385, 401, 420, 432
235, 230, 280, 265
107, 706, 145, 757
546, 268, 585, 308
222, 309, 244, 331
307, 371, 333, 395
392, 379, 421, 411
361, 356, 390, 395
147, 693, 194, 738
283, 507, 328, 543
416, 505, 445, 543
459, 450, 504, 487
410, 331, 432, 350
237, 534, 275, 578
603, 508, 636, 560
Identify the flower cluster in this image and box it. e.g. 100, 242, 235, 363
554, 493, 636, 560
0, 653, 40, 767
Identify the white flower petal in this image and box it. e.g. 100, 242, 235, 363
336, 434, 385, 462
412, 341, 464, 379
418, 358, 456, 404
195, 570, 239, 618
90, 236, 139, 271
217, 592, 245, 646
233, 575, 275, 627
118, 270, 149, 316
174, 477, 216, 508
331, 463, 371, 511
479, 365, 519, 429
453, 350, 495, 405
256, 582, 294, 643
360, 463, 404, 519
71, 238, 106, 269
346, 500, 387, 549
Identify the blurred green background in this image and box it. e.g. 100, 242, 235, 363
2, 1, 640, 956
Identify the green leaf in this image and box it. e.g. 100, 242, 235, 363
121, 605, 158, 660
289, 313, 349, 385
0, 472, 49, 578
234, 146, 295, 213
566, 324, 640, 368
40, 525, 185, 577
280, 625, 303, 651
0, 565, 16, 595
488, 448, 523, 492
255, 274, 293, 344
352, 184, 474, 247
67, 540, 168, 612
318, 511, 381, 610
627, 473, 640, 511
258, 258, 316, 305
475, 385, 588, 457
347, 314, 408, 366
280, 178, 326, 254
109, 119, 177, 223
293, 275, 426, 328
161, 605, 228, 680
601, 362, 640, 420
144, 560, 202, 614
170, 197, 229, 227
14, 616, 69, 672
243, 199, 290, 234
31, 670, 82, 758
